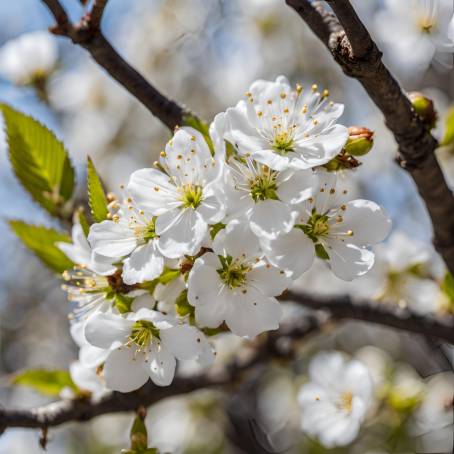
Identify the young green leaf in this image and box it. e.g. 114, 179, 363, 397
87, 156, 109, 222
9, 220, 74, 273
12, 369, 78, 396
1, 104, 75, 216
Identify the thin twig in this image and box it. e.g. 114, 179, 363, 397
41, 0, 191, 130
285, 0, 454, 276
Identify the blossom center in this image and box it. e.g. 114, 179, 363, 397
300, 212, 330, 241
417, 16, 436, 33
217, 255, 251, 289
338, 391, 353, 413
272, 129, 294, 155
134, 218, 157, 243
249, 168, 279, 202
180, 184, 203, 209
129, 320, 160, 347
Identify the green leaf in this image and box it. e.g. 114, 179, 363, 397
76, 208, 90, 237
441, 107, 454, 146
12, 369, 77, 396
210, 222, 225, 240
9, 220, 74, 273
182, 114, 215, 155
1, 104, 75, 216
130, 415, 148, 451
87, 156, 109, 223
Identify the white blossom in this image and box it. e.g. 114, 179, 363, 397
298, 351, 374, 447
218, 155, 317, 239
88, 202, 165, 285
375, 0, 454, 74
221, 76, 348, 171
261, 170, 391, 280
0, 31, 57, 85
84, 308, 204, 392
187, 220, 289, 337
127, 127, 225, 258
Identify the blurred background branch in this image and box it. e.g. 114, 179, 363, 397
41, 0, 191, 130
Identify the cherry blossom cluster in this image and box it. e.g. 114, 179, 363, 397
59, 76, 391, 394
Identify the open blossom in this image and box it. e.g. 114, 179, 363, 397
219, 155, 317, 239
375, 0, 454, 74
221, 76, 348, 171
57, 218, 117, 276
0, 31, 58, 85
298, 351, 374, 448
84, 308, 204, 392
127, 127, 225, 258
261, 170, 391, 280
88, 202, 165, 285
187, 220, 289, 338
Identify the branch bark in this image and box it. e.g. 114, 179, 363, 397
286, 0, 454, 276
41, 0, 191, 130
283, 290, 454, 344
0, 317, 323, 434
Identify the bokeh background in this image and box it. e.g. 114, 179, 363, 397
0, 0, 453, 452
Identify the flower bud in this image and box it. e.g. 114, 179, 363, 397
408, 92, 437, 130
344, 127, 374, 156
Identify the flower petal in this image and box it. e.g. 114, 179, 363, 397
104, 347, 149, 392
147, 344, 176, 386
88, 220, 136, 258
247, 262, 291, 296
122, 241, 164, 285
160, 325, 203, 360
249, 199, 295, 239
84, 312, 133, 349
213, 219, 260, 258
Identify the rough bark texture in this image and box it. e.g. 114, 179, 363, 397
286, 0, 454, 275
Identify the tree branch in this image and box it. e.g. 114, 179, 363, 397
0, 317, 324, 434
285, 0, 454, 276
41, 0, 192, 130
283, 290, 454, 344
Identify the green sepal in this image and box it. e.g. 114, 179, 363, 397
114, 293, 134, 314
210, 222, 225, 240
315, 243, 330, 260
175, 289, 194, 317
441, 107, 454, 147
182, 113, 215, 155
441, 272, 454, 303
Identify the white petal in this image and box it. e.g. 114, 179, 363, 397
249, 199, 295, 239
324, 240, 375, 281
213, 219, 260, 259
160, 325, 202, 360
79, 344, 109, 368
225, 289, 282, 337
331, 199, 391, 245
104, 347, 149, 392
276, 169, 317, 204
261, 228, 315, 278
84, 312, 133, 349
247, 262, 291, 296
88, 220, 136, 258
187, 253, 224, 306
127, 168, 179, 215
156, 208, 207, 258
250, 149, 292, 171
122, 241, 164, 285
147, 344, 176, 386
196, 195, 225, 224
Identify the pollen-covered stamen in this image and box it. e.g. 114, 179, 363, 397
249, 166, 279, 202
61, 266, 111, 320
217, 255, 251, 289
131, 216, 157, 244
128, 320, 160, 350
179, 183, 203, 209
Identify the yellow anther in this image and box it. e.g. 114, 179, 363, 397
160, 151, 166, 158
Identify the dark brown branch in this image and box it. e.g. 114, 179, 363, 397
41, 0, 191, 130
286, 0, 454, 276
283, 290, 454, 344
0, 318, 324, 434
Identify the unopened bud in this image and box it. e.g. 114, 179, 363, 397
344, 127, 374, 156
408, 92, 437, 130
